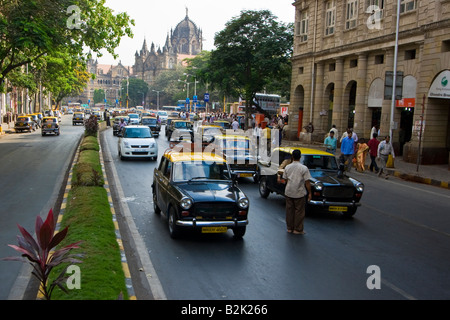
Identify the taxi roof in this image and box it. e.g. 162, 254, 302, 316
164, 145, 225, 163
214, 134, 250, 140
274, 146, 334, 156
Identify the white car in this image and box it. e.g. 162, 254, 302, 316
118, 125, 158, 161
128, 113, 140, 125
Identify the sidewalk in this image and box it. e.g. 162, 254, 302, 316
281, 140, 450, 190
0, 121, 14, 135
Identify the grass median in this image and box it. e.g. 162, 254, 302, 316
49, 131, 129, 300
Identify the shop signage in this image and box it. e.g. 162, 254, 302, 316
428, 70, 450, 99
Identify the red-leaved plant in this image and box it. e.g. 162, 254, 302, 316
2, 209, 82, 300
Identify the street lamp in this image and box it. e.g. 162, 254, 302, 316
152, 90, 162, 111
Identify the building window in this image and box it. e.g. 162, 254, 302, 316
366, 0, 384, 18
299, 67, 304, 74
405, 49, 416, 60
375, 54, 384, 64
350, 59, 358, 68
400, 0, 416, 13
325, 1, 336, 36
329, 63, 336, 72
442, 40, 450, 53
346, 0, 358, 30
296, 11, 309, 42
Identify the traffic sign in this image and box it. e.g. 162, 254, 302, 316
204, 93, 210, 102
186, 98, 190, 104
193, 95, 198, 103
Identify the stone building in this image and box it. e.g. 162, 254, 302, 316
290, 0, 450, 165
65, 10, 202, 108
133, 10, 203, 86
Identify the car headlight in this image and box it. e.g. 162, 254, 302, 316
238, 197, 249, 209
356, 184, 364, 192
180, 197, 193, 210
314, 181, 323, 191
124, 141, 130, 148
149, 143, 156, 148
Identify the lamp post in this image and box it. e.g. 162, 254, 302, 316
390, 0, 401, 141
152, 90, 162, 111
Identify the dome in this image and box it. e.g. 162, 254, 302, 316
171, 9, 202, 55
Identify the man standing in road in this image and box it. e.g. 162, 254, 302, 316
377, 135, 395, 178
340, 130, 355, 172
283, 149, 312, 235
324, 130, 337, 155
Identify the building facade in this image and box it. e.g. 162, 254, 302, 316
290, 0, 450, 165
65, 10, 202, 108
133, 10, 203, 86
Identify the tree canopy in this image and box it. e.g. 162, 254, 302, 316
207, 10, 293, 123
0, 0, 134, 90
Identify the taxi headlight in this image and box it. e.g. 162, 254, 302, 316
180, 197, 193, 210
356, 184, 364, 193
314, 182, 323, 191
238, 197, 249, 209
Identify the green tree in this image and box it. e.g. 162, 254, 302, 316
93, 89, 105, 104
0, 0, 134, 90
208, 10, 293, 126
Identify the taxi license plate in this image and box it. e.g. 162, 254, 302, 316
202, 227, 227, 233
239, 173, 252, 178
329, 206, 348, 212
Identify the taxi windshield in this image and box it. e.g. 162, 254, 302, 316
142, 118, 157, 125
301, 155, 338, 170
173, 161, 230, 182
174, 122, 189, 129
223, 139, 249, 150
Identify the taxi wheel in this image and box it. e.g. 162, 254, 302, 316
259, 177, 270, 199
168, 206, 181, 239
233, 226, 246, 238
342, 207, 357, 219
153, 192, 161, 214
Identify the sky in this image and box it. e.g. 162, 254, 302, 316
95, 0, 295, 66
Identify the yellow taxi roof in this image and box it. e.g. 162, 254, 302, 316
214, 134, 250, 140
164, 148, 225, 163
274, 146, 333, 156
43, 117, 57, 120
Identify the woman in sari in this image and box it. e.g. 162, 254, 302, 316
356, 138, 369, 172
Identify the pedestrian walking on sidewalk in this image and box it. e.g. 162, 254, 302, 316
282, 150, 312, 235
340, 130, 355, 172
367, 132, 380, 173
324, 130, 337, 155
377, 135, 395, 178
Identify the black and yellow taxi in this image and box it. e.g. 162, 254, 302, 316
166, 119, 193, 141
14, 115, 36, 133
141, 116, 161, 137
72, 112, 85, 125
212, 134, 258, 183
258, 147, 364, 217
213, 120, 231, 130
41, 116, 60, 136
152, 144, 250, 238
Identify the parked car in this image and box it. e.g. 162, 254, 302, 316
127, 113, 140, 125
41, 117, 60, 136
15, 116, 36, 133
152, 147, 250, 238
112, 116, 129, 136
72, 112, 85, 125
166, 120, 193, 140
117, 125, 158, 160
165, 116, 179, 136
258, 147, 364, 217
141, 116, 161, 137
212, 134, 258, 183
